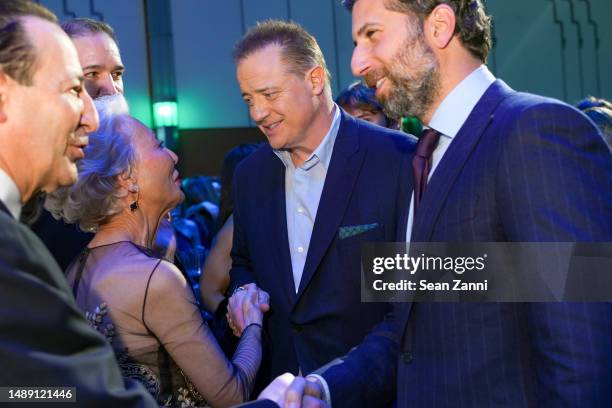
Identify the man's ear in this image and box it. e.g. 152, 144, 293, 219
307, 65, 327, 96
425, 4, 456, 50
0, 72, 10, 123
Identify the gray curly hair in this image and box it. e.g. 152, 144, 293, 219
45, 94, 134, 232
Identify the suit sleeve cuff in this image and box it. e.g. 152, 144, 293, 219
306, 374, 332, 407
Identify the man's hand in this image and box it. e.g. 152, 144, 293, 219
258, 373, 330, 408
227, 283, 270, 337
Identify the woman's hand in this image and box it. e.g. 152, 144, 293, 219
227, 283, 270, 336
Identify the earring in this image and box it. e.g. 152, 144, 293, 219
129, 184, 139, 212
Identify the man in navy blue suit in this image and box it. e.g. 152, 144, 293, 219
268, 0, 612, 407
227, 20, 415, 391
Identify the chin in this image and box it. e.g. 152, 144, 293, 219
264, 134, 285, 150
56, 170, 79, 189
168, 190, 185, 209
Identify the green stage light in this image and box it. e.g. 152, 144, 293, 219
153, 101, 178, 128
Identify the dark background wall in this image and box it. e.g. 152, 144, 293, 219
40, 0, 612, 176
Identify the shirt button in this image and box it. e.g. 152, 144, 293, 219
297, 207, 304, 214
297, 246, 304, 253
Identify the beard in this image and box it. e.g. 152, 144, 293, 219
365, 27, 440, 121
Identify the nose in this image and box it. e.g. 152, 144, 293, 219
351, 44, 370, 78
250, 101, 270, 124
98, 73, 119, 97
80, 88, 99, 134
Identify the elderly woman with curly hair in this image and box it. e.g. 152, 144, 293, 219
46, 95, 267, 408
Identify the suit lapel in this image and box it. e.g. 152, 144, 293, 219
296, 111, 364, 297
411, 80, 514, 242
264, 150, 299, 305
0, 200, 10, 217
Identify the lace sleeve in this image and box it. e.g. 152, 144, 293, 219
142, 260, 261, 407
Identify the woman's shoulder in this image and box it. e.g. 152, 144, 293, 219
146, 258, 190, 294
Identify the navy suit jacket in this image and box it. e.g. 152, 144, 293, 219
321, 80, 612, 407
230, 110, 415, 385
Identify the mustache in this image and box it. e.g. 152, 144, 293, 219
363, 68, 388, 89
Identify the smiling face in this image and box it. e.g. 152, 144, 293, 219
130, 119, 183, 213
6, 17, 98, 199
236, 45, 320, 151
351, 0, 440, 120
72, 32, 124, 98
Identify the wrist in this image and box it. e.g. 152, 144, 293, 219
243, 322, 263, 332
244, 314, 263, 326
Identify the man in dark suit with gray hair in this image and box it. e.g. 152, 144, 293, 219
227, 19, 415, 393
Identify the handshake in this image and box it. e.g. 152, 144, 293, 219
226, 285, 331, 407
226, 283, 270, 336
257, 372, 330, 408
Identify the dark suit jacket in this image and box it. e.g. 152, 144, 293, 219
230, 110, 415, 386
0, 201, 157, 407
321, 80, 612, 407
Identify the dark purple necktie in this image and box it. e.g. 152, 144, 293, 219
412, 128, 441, 212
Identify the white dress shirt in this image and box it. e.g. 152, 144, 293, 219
274, 104, 341, 291
406, 65, 496, 242
0, 168, 22, 220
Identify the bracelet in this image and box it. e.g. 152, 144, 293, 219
243, 322, 263, 332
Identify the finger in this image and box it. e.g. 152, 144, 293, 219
244, 286, 258, 311
233, 291, 249, 328
247, 284, 258, 300
284, 377, 306, 408
258, 373, 295, 404
243, 282, 258, 291
303, 395, 327, 408
303, 379, 323, 398
257, 289, 271, 312
258, 289, 271, 306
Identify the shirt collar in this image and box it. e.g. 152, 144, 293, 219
0, 168, 22, 219
428, 65, 496, 138
274, 103, 341, 171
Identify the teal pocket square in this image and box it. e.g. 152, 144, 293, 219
338, 222, 380, 239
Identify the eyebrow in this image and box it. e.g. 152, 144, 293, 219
61, 75, 85, 87
83, 64, 125, 71
241, 87, 279, 97
356, 22, 378, 38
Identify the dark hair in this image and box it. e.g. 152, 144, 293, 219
233, 19, 331, 85
343, 0, 491, 62
0, 0, 57, 85
61, 18, 118, 44
336, 81, 385, 112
